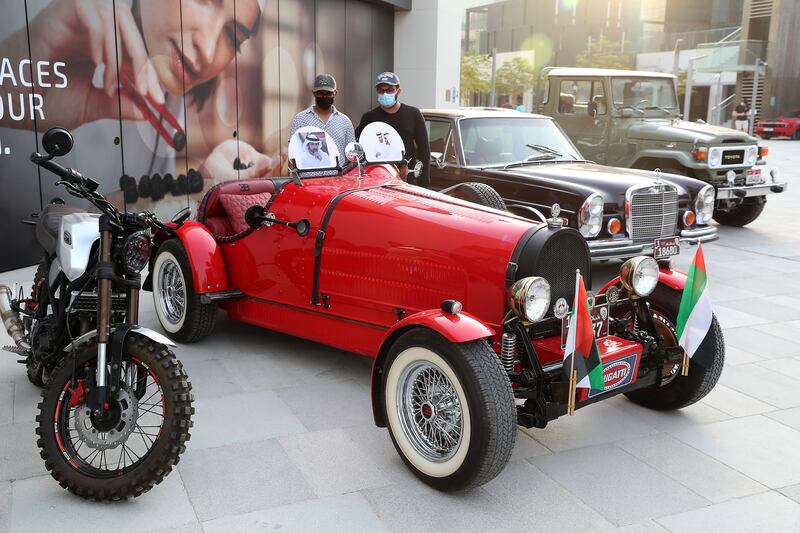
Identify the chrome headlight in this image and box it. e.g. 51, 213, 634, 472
121, 231, 152, 274
694, 185, 715, 225
619, 256, 659, 297
746, 145, 758, 165
578, 193, 604, 238
509, 276, 551, 322
708, 147, 722, 168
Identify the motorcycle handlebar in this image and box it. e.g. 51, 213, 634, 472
30, 152, 100, 191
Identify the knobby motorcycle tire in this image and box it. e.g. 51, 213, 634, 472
36, 333, 194, 501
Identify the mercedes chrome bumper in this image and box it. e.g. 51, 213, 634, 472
716, 181, 787, 200
588, 226, 718, 260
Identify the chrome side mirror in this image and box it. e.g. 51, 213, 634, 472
344, 142, 365, 164
430, 152, 444, 168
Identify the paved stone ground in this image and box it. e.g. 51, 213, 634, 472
1, 140, 799, 533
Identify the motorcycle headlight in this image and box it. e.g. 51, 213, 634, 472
746, 145, 758, 165
579, 193, 604, 238
619, 256, 659, 297
708, 147, 722, 168
694, 185, 715, 225
509, 276, 551, 322
121, 231, 152, 275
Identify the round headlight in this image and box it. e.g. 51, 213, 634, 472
579, 193, 604, 238
619, 256, 659, 297
509, 276, 551, 322
121, 231, 152, 275
694, 184, 715, 225
746, 146, 758, 165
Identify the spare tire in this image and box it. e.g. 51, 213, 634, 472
454, 182, 507, 211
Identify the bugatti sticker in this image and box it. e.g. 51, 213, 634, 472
588, 352, 639, 398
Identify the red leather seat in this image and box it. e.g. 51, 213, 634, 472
197, 179, 281, 242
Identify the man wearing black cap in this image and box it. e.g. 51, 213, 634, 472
289, 74, 355, 162
356, 72, 430, 186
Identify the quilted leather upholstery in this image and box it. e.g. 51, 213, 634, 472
197, 179, 283, 241
219, 192, 272, 235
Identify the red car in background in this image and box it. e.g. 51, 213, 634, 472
756, 110, 800, 139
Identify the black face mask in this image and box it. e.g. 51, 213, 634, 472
315, 96, 334, 110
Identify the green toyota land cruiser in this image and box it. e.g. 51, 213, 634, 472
538, 67, 787, 226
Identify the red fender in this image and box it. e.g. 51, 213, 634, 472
370, 309, 495, 427
598, 268, 687, 295
157, 221, 229, 294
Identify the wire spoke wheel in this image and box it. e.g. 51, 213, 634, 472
37, 333, 193, 500
55, 359, 165, 476
398, 362, 464, 462
158, 258, 186, 325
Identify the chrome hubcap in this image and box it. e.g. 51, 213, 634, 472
397, 361, 463, 462
158, 259, 185, 324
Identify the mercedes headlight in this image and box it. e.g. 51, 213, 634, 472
121, 231, 152, 274
619, 256, 659, 297
708, 147, 722, 168
694, 184, 715, 225
509, 276, 551, 322
746, 145, 758, 165
579, 193, 604, 238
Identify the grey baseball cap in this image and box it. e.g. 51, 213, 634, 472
313, 74, 336, 92
374, 71, 400, 87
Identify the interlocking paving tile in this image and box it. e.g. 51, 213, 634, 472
11, 381, 38, 424
531, 444, 708, 526
765, 407, 800, 432
0, 383, 12, 426
672, 415, 800, 488
607, 395, 731, 434
523, 402, 657, 452
484, 460, 613, 532
277, 379, 374, 431
0, 481, 9, 533
279, 428, 392, 497
707, 304, 771, 329
10, 473, 196, 533
178, 358, 244, 399
720, 364, 800, 409
701, 384, 779, 417
779, 484, 800, 504
617, 433, 766, 503
341, 423, 420, 485
190, 391, 306, 450
0, 423, 45, 482
722, 345, 765, 366
202, 493, 389, 533
656, 491, 800, 533
757, 357, 800, 380
600, 521, 670, 533
178, 439, 315, 521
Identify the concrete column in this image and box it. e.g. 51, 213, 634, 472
393, 0, 463, 109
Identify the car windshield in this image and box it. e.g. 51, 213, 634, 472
459, 117, 582, 166
611, 77, 678, 112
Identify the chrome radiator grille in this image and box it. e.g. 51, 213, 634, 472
628, 185, 678, 243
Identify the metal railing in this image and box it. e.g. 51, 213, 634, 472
638, 26, 741, 54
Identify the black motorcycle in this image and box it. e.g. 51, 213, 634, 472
0, 127, 193, 500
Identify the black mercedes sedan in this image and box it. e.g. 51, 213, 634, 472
422, 108, 718, 260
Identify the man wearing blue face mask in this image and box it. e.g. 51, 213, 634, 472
355, 72, 430, 186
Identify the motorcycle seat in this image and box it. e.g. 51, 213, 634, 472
197, 178, 291, 242
36, 203, 86, 255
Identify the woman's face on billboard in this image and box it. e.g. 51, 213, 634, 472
138, 0, 260, 95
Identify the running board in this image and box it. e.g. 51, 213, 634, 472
199, 289, 245, 305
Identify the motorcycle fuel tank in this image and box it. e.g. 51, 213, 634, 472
57, 213, 100, 281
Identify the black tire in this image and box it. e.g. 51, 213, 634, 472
713, 196, 765, 227
152, 239, 217, 343
793, 129, 800, 140
36, 333, 193, 500
26, 261, 49, 387
454, 182, 507, 211
382, 329, 516, 491
624, 284, 725, 410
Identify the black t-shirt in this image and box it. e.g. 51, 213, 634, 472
355, 103, 431, 187
734, 103, 749, 116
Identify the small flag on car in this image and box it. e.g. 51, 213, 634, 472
676, 244, 714, 374
563, 269, 604, 414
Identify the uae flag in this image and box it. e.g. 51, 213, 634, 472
563, 271, 605, 391
676, 245, 714, 368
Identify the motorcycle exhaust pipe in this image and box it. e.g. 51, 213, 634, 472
0, 284, 30, 351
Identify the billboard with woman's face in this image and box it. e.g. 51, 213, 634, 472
0, 0, 394, 271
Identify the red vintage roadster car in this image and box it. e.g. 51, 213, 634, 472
145, 134, 724, 491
